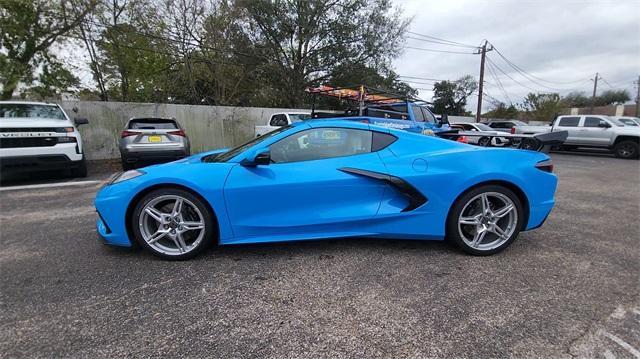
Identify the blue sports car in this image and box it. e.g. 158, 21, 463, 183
95, 119, 557, 260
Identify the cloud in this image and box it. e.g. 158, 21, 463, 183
393, 0, 640, 111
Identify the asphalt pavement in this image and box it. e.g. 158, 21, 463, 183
0, 153, 638, 358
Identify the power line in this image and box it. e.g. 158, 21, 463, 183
407, 31, 478, 48
485, 60, 512, 105
488, 42, 591, 87
403, 46, 477, 55
486, 56, 545, 92
398, 75, 449, 82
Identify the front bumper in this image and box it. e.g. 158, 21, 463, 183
95, 183, 135, 247
0, 154, 84, 173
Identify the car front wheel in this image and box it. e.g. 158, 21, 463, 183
132, 188, 215, 260
613, 140, 639, 159
447, 185, 524, 255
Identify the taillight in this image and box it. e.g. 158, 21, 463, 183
168, 129, 186, 136
121, 130, 137, 138
535, 159, 554, 173
510, 127, 516, 134
456, 135, 468, 144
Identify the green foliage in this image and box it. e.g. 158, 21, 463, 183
563, 90, 631, 107
519, 93, 563, 123
432, 75, 478, 115
484, 102, 519, 119
0, 0, 95, 99
594, 89, 630, 106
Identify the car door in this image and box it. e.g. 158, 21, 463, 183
554, 116, 581, 144
223, 126, 390, 239
579, 116, 614, 147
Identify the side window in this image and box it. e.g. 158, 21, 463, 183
412, 106, 426, 122
490, 122, 508, 129
371, 131, 397, 151
463, 124, 475, 131
558, 117, 580, 127
421, 107, 436, 123
584, 117, 605, 127
270, 128, 372, 163
270, 114, 287, 127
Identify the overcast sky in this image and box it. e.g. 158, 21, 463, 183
392, 0, 640, 111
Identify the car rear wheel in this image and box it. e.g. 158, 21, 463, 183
447, 185, 524, 255
132, 188, 215, 260
478, 137, 491, 147
613, 140, 639, 159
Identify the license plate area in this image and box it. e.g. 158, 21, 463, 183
147, 135, 162, 143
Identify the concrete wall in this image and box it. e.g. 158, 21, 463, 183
58, 101, 309, 160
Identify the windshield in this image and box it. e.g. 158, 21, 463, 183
289, 114, 311, 122
475, 123, 494, 131
606, 117, 625, 127
616, 117, 639, 126
0, 104, 66, 120
209, 125, 292, 162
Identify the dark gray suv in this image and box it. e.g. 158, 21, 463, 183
119, 117, 190, 170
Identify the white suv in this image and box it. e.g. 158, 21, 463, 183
0, 101, 89, 177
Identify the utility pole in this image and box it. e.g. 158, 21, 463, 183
636, 76, 640, 117
590, 72, 600, 114
476, 40, 493, 122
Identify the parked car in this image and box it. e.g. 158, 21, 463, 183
450, 123, 508, 146
255, 112, 311, 137
0, 101, 88, 177
484, 120, 528, 133
512, 115, 639, 159
119, 117, 190, 170
96, 120, 559, 260
614, 116, 640, 126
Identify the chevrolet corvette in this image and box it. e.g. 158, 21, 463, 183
95, 119, 558, 260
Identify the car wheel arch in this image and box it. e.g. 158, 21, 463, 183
125, 183, 220, 246
445, 180, 530, 233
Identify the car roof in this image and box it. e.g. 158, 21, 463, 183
0, 101, 59, 106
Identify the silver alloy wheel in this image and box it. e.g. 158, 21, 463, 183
457, 192, 518, 251
138, 195, 205, 256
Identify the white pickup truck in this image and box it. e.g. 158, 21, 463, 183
0, 101, 89, 177
512, 115, 639, 159
255, 112, 311, 137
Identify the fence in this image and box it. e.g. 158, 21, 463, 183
58, 101, 308, 160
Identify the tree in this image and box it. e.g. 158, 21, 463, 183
0, 0, 95, 99
562, 91, 590, 108
484, 102, 519, 119
238, 0, 410, 107
431, 75, 478, 115
519, 93, 562, 123
594, 89, 630, 106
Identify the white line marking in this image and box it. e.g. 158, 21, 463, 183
599, 330, 640, 358
603, 349, 616, 359
0, 180, 102, 192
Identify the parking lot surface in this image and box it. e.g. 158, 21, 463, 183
1, 153, 638, 357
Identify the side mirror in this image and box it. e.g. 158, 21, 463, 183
240, 149, 271, 167
74, 117, 88, 126
598, 121, 611, 128
436, 113, 449, 128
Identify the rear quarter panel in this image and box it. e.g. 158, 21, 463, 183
375, 133, 556, 237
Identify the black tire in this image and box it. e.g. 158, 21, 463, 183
70, 158, 88, 177
131, 188, 216, 260
121, 156, 134, 170
478, 137, 491, 147
446, 185, 525, 256
613, 140, 639, 159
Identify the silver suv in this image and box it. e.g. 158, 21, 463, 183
119, 117, 190, 170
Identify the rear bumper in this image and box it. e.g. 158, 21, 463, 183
120, 149, 190, 165
0, 154, 83, 173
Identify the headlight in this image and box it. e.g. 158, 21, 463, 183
111, 170, 145, 184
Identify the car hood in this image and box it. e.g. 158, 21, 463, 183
616, 126, 640, 135
0, 117, 71, 128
